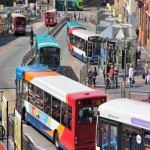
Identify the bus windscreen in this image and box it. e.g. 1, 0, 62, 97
16, 17, 25, 25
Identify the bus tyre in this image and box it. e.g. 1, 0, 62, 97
54, 131, 60, 150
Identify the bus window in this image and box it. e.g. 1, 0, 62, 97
22, 80, 28, 101
28, 83, 36, 105
16, 17, 25, 25
121, 125, 141, 150
144, 131, 150, 149
78, 107, 97, 124
44, 92, 51, 116
110, 125, 117, 150
52, 97, 61, 122
93, 42, 100, 55
68, 106, 72, 130
61, 102, 67, 127
101, 122, 108, 149
35, 86, 43, 110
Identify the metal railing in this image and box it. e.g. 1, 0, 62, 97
80, 65, 88, 85
120, 85, 150, 102
21, 17, 68, 66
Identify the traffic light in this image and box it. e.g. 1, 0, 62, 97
88, 43, 92, 57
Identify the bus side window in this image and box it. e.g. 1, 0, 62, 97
22, 80, 28, 101
61, 102, 67, 127
28, 83, 36, 106
35, 86, 44, 110
68, 106, 72, 130
52, 97, 61, 123
44, 92, 51, 116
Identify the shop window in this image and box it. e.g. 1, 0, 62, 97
44, 92, 51, 116
121, 125, 141, 150
147, 16, 150, 40
52, 97, 61, 122
61, 102, 67, 127
35, 86, 43, 110
28, 83, 36, 105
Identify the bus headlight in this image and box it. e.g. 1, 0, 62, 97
78, 108, 83, 117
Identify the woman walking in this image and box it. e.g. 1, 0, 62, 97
93, 67, 98, 88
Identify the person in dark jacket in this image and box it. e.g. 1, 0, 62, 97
93, 67, 98, 88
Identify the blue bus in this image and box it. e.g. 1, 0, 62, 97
66, 21, 86, 42
35, 34, 61, 72
55, 0, 83, 11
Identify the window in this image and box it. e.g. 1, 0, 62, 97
121, 125, 141, 150
28, 83, 36, 105
52, 97, 61, 122
44, 92, 51, 116
97, 117, 100, 147
110, 125, 117, 150
147, 16, 150, 40
61, 102, 67, 127
68, 106, 72, 130
144, 131, 150, 149
35, 86, 43, 110
101, 122, 109, 149
22, 80, 28, 101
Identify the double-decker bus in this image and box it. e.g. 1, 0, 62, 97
55, 0, 83, 11
96, 98, 150, 150
68, 29, 101, 63
35, 34, 61, 72
15, 65, 107, 150
44, 9, 57, 27
11, 13, 26, 35
66, 21, 86, 41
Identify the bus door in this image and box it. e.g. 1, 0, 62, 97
100, 119, 118, 150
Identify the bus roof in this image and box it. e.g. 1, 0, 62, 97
72, 29, 100, 41
11, 13, 25, 18
67, 21, 86, 29
99, 99, 150, 130
24, 70, 95, 100
36, 34, 60, 49
46, 9, 57, 13
16, 66, 50, 80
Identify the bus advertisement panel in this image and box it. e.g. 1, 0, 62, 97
2, 95, 8, 132
14, 109, 22, 150
15, 65, 107, 150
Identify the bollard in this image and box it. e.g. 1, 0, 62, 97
127, 90, 131, 99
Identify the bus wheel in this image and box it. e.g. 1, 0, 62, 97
54, 131, 59, 150
22, 107, 29, 125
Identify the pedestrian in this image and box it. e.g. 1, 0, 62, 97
109, 65, 114, 88
93, 67, 98, 88
145, 60, 149, 84
137, 41, 141, 59
88, 66, 93, 87
128, 64, 134, 87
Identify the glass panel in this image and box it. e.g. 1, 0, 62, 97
44, 92, 51, 116
68, 106, 72, 130
52, 97, 61, 122
144, 131, 150, 149
93, 42, 100, 55
110, 125, 117, 150
22, 80, 28, 101
35, 86, 43, 110
61, 102, 67, 127
101, 122, 109, 150
78, 107, 98, 124
28, 83, 36, 105
121, 125, 141, 150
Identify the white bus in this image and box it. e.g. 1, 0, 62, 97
96, 98, 150, 150
68, 29, 101, 63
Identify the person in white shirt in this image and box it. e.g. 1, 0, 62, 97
128, 64, 134, 87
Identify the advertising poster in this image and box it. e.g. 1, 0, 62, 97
14, 109, 22, 150
2, 96, 7, 132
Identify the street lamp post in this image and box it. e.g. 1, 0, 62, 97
123, 46, 127, 87
104, 37, 108, 94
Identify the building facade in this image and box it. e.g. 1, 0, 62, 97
138, 0, 150, 51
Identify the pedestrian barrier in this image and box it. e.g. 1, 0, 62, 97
80, 64, 88, 85
121, 86, 150, 102
21, 17, 68, 66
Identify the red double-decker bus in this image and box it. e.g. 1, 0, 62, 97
44, 9, 57, 26
11, 13, 26, 35
16, 65, 107, 150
